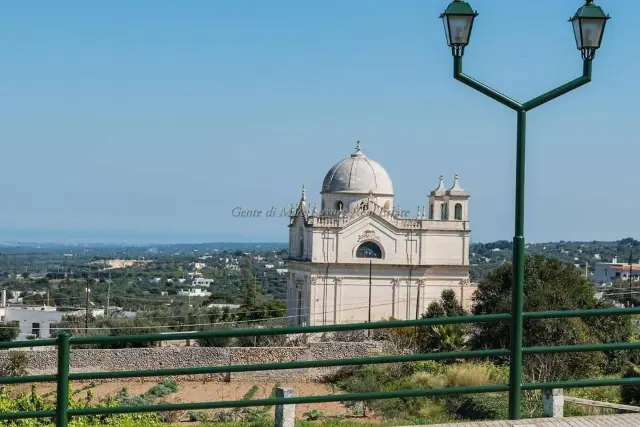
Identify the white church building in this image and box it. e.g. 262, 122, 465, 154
286, 142, 476, 326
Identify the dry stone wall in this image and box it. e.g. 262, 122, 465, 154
0, 342, 391, 382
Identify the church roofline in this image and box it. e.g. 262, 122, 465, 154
319, 190, 394, 196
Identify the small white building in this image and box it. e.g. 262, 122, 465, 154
192, 278, 214, 288
0, 306, 90, 340
177, 288, 211, 297
207, 303, 241, 310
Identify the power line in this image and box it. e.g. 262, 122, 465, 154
47, 297, 417, 331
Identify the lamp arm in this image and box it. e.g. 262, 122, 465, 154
453, 56, 523, 111
522, 60, 592, 112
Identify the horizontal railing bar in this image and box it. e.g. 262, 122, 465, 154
524, 341, 640, 355
523, 376, 640, 390
0, 373, 56, 385
67, 384, 511, 416
0, 307, 635, 349
525, 306, 640, 319
0, 410, 55, 421
0, 339, 57, 349
69, 313, 512, 345
69, 348, 510, 381
4, 342, 636, 385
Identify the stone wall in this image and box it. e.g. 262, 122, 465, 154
0, 342, 390, 382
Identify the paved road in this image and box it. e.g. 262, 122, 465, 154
412, 413, 640, 426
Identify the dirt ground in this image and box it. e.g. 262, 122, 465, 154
14, 380, 368, 421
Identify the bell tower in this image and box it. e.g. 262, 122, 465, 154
428, 176, 448, 220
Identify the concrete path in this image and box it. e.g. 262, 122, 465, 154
412, 413, 640, 426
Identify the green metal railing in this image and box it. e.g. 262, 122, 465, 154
2, 307, 640, 426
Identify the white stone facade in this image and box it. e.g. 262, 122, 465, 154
286, 143, 475, 326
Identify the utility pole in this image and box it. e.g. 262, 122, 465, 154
415, 279, 422, 320
585, 261, 589, 279
85, 277, 90, 333
367, 260, 372, 338
629, 246, 634, 307
105, 272, 111, 318
368, 261, 372, 323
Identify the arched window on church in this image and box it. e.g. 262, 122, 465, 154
356, 241, 382, 259
298, 238, 304, 258
383, 200, 390, 210
429, 203, 434, 219
454, 203, 463, 220
335, 200, 344, 211
440, 203, 448, 220
321, 199, 325, 212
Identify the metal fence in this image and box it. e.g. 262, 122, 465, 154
3, 306, 640, 426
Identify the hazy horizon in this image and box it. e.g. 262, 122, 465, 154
0, 227, 632, 246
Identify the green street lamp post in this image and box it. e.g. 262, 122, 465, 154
440, 0, 610, 420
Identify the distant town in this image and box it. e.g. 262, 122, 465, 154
0, 238, 637, 341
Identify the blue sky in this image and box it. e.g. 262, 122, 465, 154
0, 0, 635, 244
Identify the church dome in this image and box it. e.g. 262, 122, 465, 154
321, 142, 394, 195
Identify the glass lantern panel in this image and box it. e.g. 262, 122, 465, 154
572, 18, 582, 49
580, 18, 605, 48
449, 15, 473, 45
442, 16, 451, 46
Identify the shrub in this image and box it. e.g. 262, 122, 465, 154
445, 392, 509, 420
0, 324, 19, 342
145, 377, 178, 398
116, 378, 179, 407
196, 325, 234, 347
0, 384, 163, 426
188, 410, 212, 422
567, 383, 621, 404
410, 372, 446, 389
401, 360, 448, 377
621, 365, 640, 405
303, 409, 324, 421
445, 364, 493, 387
371, 317, 418, 350
1, 351, 29, 377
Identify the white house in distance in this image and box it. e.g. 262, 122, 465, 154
177, 288, 211, 298
0, 290, 106, 339
192, 278, 214, 288
594, 257, 640, 284
285, 142, 475, 326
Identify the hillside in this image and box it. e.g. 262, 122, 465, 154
470, 238, 638, 281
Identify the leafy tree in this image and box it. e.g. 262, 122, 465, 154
196, 325, 234, 347
471, 255, 609, 382
582, 299, 640, 374
240, 257, 258, 315
0, 324, 19, 342
419, 290, 469, 355
236, 300, 286, 322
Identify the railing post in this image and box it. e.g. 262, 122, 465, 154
274, 387, 295, 427
543, 388, 564, 418
56, 332, 71, 427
